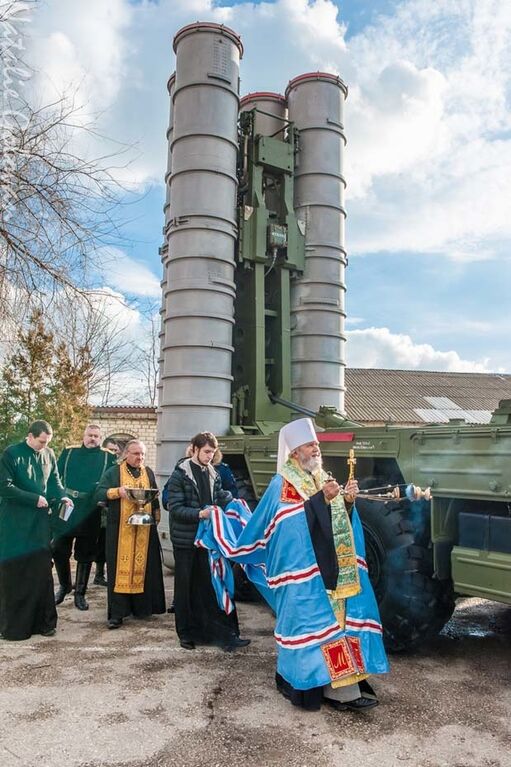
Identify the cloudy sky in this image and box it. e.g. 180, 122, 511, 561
21, 0, 511, 376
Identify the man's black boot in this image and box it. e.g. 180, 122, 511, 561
54, 558, 72, 605
222, 636, 251, 652
74, 562, 92, 611
93, 560, 107, 587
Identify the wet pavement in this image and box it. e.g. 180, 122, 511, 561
1, 573, 510, 767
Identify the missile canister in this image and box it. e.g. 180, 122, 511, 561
155, 72, 175, 475
156, 22, 243, 479
240, 91, 287, 137
286, 72, 348, 414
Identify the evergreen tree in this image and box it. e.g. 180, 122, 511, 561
0, 311, 91, 452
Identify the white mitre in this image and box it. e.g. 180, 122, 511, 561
277, 417, 317, 472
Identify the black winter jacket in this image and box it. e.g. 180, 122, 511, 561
167, 458, 232, 549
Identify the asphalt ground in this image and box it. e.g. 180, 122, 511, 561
1, 571, 510, 767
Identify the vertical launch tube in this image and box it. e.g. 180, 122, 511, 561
239, 91, 287, 136
155, 73, 175, 489
286, 73, 348, 414
156, 23, 243, 479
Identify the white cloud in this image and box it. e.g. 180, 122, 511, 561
24, 0, 511, 259
347, 60, 448, 198
99, 248, 161, 298
345, 0, 511, 260
28, 0, 131, 109
345, 316, 365, 327
82, 286, 143, 333
346, 326, 493, 372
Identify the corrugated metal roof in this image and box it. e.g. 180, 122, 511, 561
93, 370, 511, 426
345, 369, 511, 424
413, 408, 493, 424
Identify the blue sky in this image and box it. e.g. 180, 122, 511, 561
23, 0, 511, 376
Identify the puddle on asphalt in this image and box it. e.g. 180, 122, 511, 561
440, 598, 511, 641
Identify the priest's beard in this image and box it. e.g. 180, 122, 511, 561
300, 456, 322, 474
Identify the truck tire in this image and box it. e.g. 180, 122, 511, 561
355, 497, 454, 652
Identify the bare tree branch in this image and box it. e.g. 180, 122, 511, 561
1, 5, 133, 317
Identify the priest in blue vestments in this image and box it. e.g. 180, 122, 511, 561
196, 418, 389, 711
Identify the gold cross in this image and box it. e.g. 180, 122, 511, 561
347, 448, 356, 481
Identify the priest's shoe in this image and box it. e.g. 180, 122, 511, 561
222, 636, 251, 652
345, 696, 378, 711
108, 618, 123, 629
359, 679, 378, 700
326, 696, 378, 712
179, 640, 195, 650
40, 628, 57, 637
276, 675, 292, 700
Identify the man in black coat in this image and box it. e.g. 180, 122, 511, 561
52, 425, 117, 610
167, 431, 250, 652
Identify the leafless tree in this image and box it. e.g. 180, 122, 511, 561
133, 311, 160, 407
1, 2, 159, 407
0, 1, 130, 319
47, 289, 140, 406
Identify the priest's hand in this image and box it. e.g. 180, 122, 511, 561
322, 479, 341, 503
37, 495, 48, 508
199, 507, 211, 520
343, 479, 359, 504
119, 486, 128, 499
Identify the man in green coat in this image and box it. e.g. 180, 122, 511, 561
0, 420, 73, 641
52, 424, 117, 610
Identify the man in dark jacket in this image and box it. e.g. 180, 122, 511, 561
52, 425, 117, 610
167, 431, 250, 652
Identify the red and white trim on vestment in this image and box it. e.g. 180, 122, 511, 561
345, 617, 383, 634
225, 508, 247, 528
274, 621, 340, 649
267, 564, 321, 589
210, 505, 265, 556
263, 502, 304, 540
210, 501, 304, 558
356, 556, 368, 571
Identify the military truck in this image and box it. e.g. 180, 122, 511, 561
157, 22, 511, 652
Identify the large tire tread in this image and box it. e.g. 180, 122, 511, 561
356, 496, 454, 653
